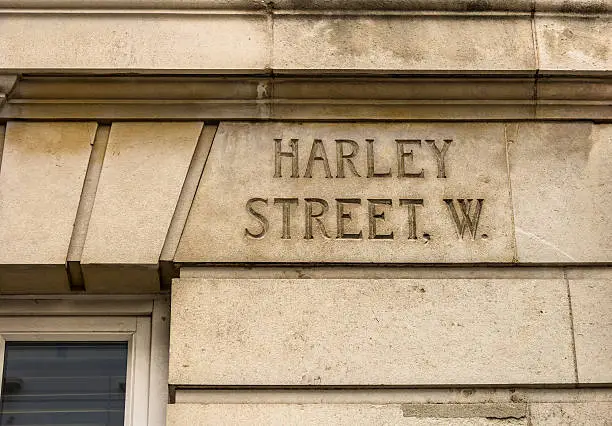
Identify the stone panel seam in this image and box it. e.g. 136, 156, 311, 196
160, 123, 217, 289
564, 267, 580, 384
0, 123, 5, 177
504, 123, 519, 263
66, 123, 110, 291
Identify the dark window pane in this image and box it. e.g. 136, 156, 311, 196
1, 342, 127, 426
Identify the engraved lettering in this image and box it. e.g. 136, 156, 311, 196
304, 198, 331, 239
399, 199, 424, 240
336, 199, 363, 239
396, 140, 425, 178
274, 138, 299, 178
274, 198, 298, 239
245, 198, 269, 239
444, 198, 484, 239
427, 139, 452, 178
366, 139, 392, 178
304, 139, 333, 178
335, 139, 361, 178
367, 199, 394, 239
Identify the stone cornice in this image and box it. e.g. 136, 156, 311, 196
1, 75, 610, 120
0, 0, 610, 13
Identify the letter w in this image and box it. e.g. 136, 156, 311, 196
444, 199, 484, 240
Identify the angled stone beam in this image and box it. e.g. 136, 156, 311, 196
0, 74, 18, 108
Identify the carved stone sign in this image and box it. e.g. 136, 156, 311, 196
176, 123, 515, 262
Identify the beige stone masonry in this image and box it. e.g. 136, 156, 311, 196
508, 123, 612, 263
170, 278, 574, 386
568, 271, 612, 384
530, 402, 612, 425
176, 122, 515, 263
0, 122, 96, 293
0, 10, 611, 76
0, 13, 269, 72
81, 122, 202, 292
167, 404, 529, 425
166, 387, 612, 424
166, 401, 612, 425
535, 16, 611, 74
0, 10, 608, 76
273, 15, 534, 74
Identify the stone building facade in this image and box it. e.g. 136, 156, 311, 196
0, 0, 610, 424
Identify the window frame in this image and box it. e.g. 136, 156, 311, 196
0, 296, 169, 426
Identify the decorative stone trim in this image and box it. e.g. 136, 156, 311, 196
2, 75, 610, 120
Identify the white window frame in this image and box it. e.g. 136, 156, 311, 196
0, 296, 169, 426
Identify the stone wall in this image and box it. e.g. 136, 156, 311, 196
0, 1, 610, 424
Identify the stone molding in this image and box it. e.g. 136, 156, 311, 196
2, 75, 610, 120
0, 0, 610, 13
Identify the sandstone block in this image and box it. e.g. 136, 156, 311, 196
508, 123, 612, 263
170, 278, 574, 386
176, 122, 515, 263
569, 275, 612, 384
530, 402, 612, 425
81, 122, 201, 292
0, 14, 268, 72
536, 16, 611, 74
0, 122, 95, 293
273, 15, 534, 73
167, 404, 528, 425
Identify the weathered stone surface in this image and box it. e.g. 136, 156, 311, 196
0, 14, 268, 71
273, 16, 534, 73
3, 0, 611, 13
81, 122, 201, 292
401, 403, 527, 419
170, 278, 573, 385
167, 404, 528, 425
176, 122, 515, 263
570, 276, 612, 384
0, 0, 535, 11
536, 0, 612, 13
535, 16, 611, 74
508, 123, 612, 263
530, 402, 612, 425
0, 122, 95, 293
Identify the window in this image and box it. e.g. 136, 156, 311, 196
0, 298, 169, 426
1, 341, 128, 424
